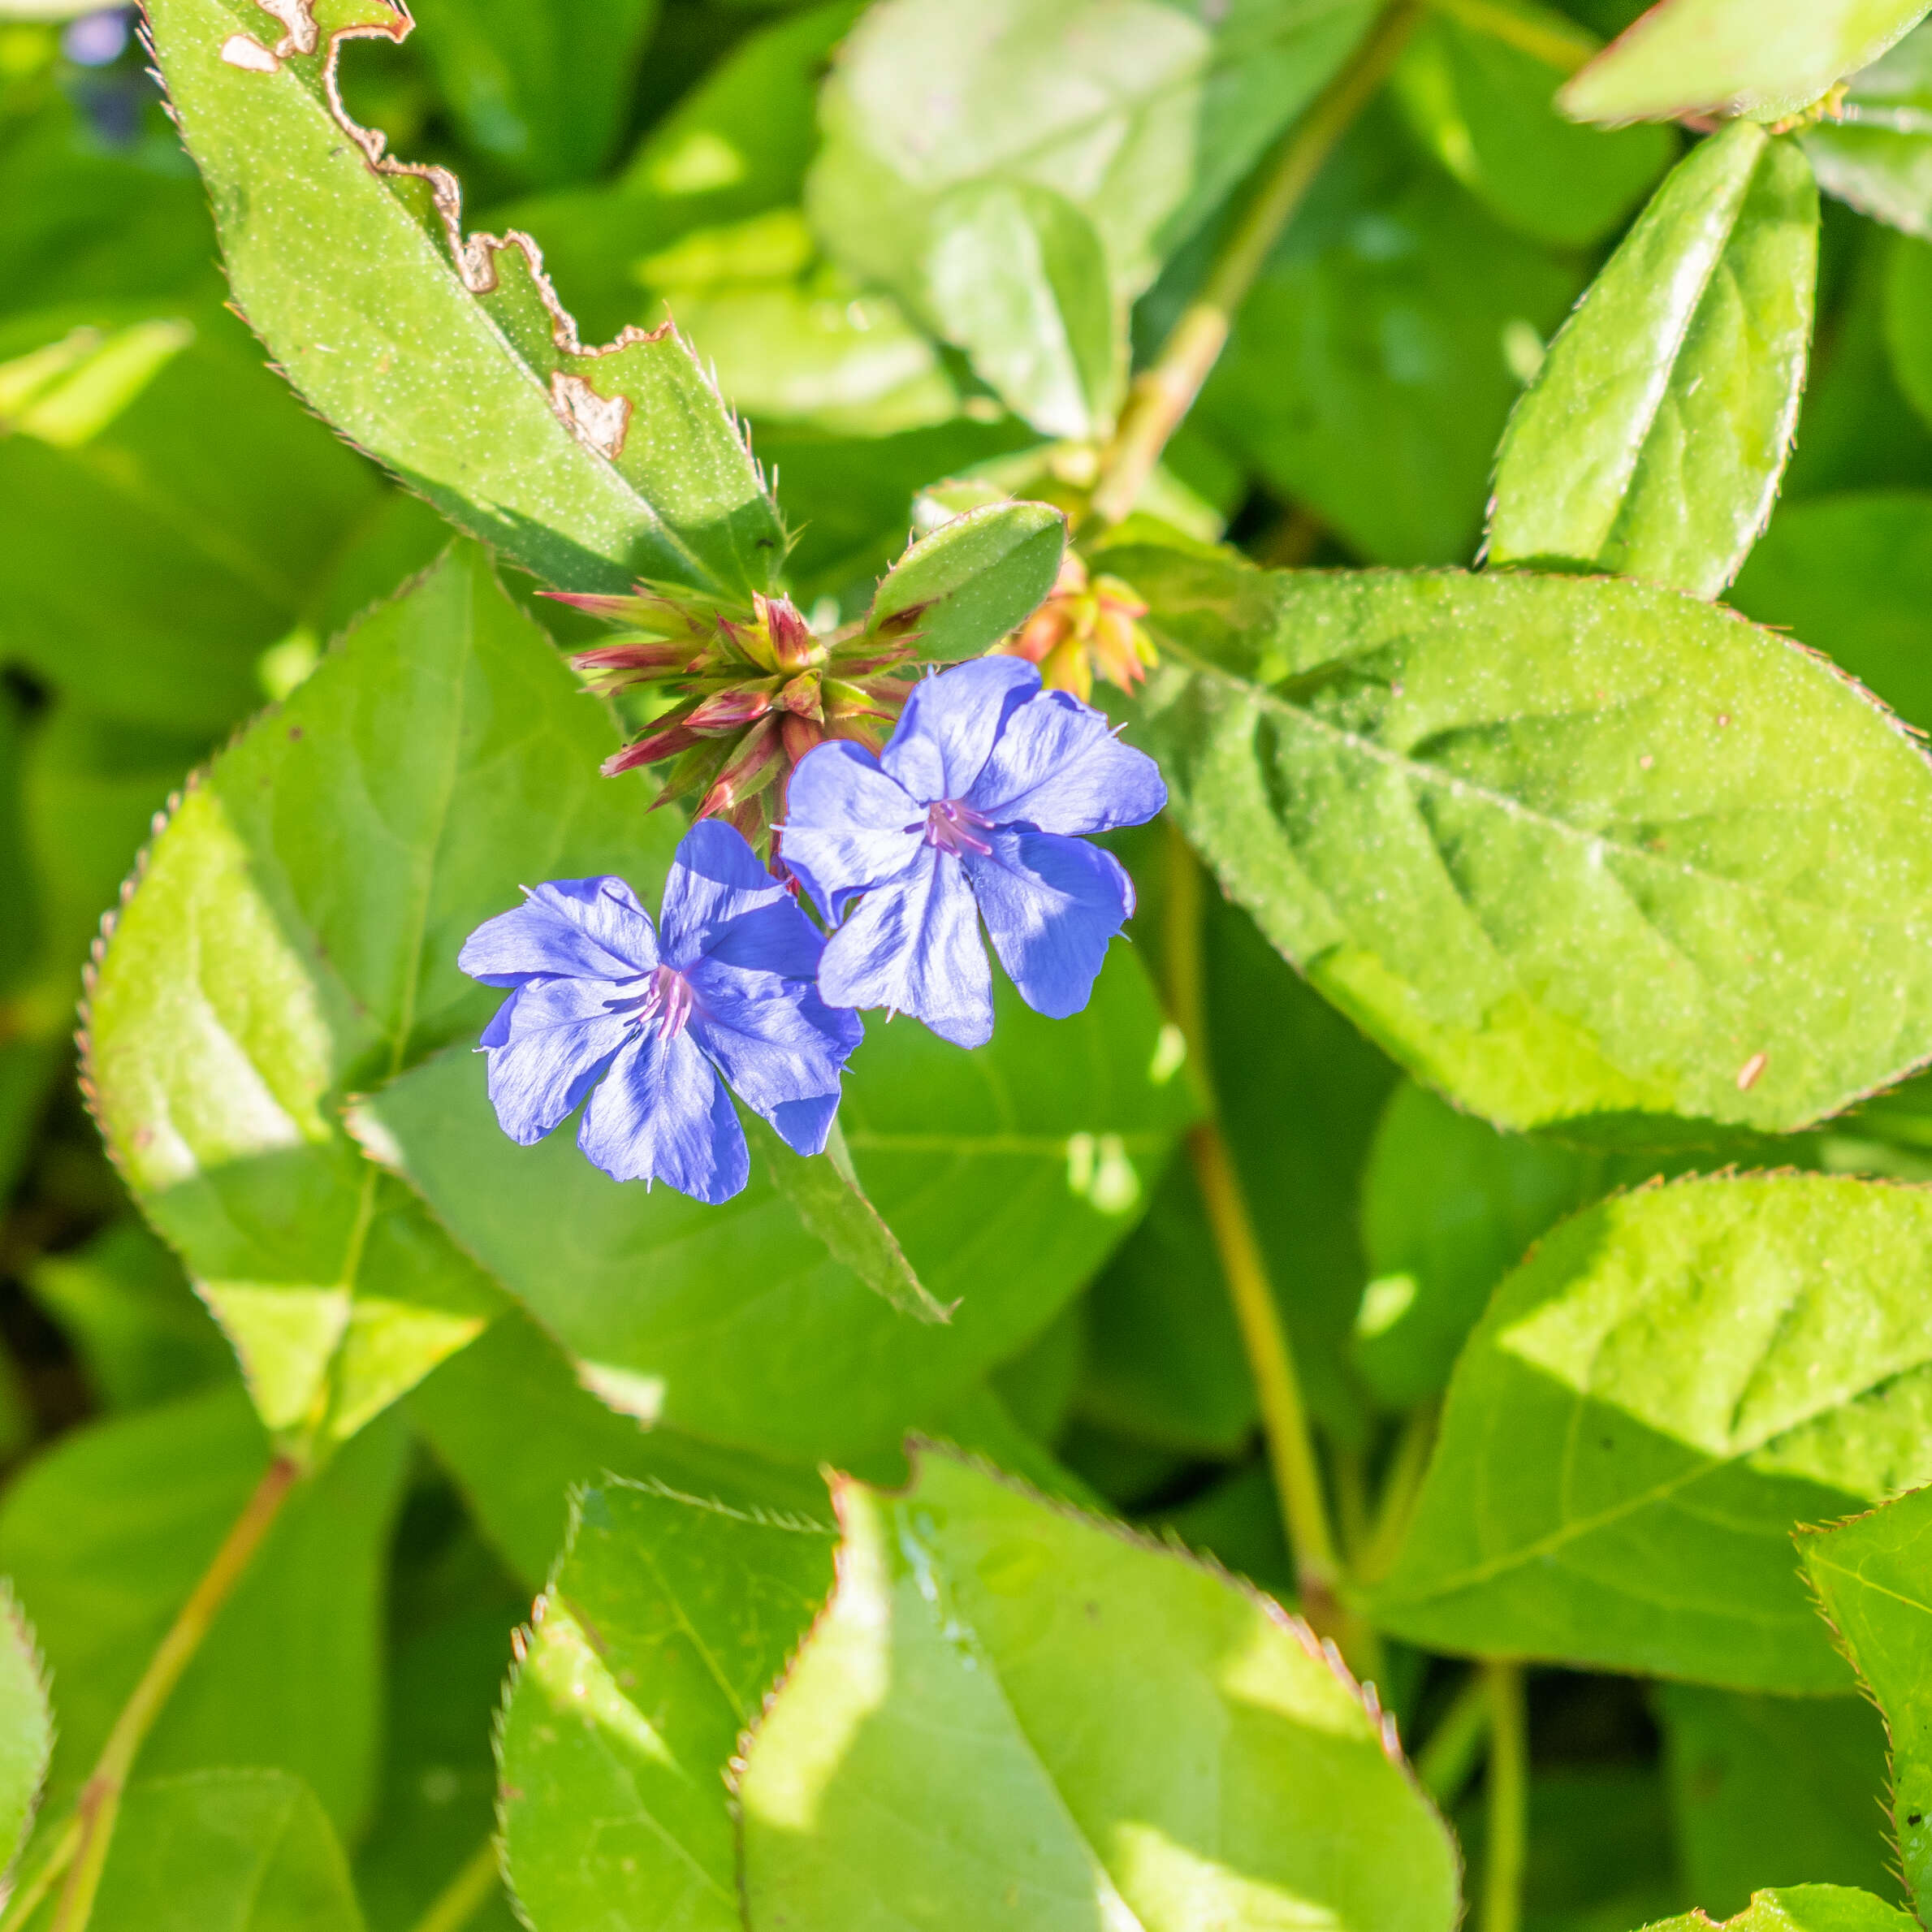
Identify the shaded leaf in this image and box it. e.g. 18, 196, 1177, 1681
0, 302, 386, 734
361, 954, 1195, 1464
0, 1388, 405, 1835
499, 1478, 836, 1932
1730, 491, 1932, 729
1393, 0, 1675, 245
1642, 1891, 1918, 1932
1657, 1685, 1896, 1917
1560, 0, 1932, 125
1488, 122, 1818, 599
1800, 1482, 1932, 1917
28, 1218, 233, 1414
406, 1311, 833, 1590
1368, 1174, 1932, 1691
866, 498, 1066, 662
1199, 144, 1579, 565
145, 0, 784, 596
84, 545, 685, 1441
85, 1770, 364, 1932
404, 0, 658, 191
737, 1448, 1461, 1932
1112, 546, 1932, 1139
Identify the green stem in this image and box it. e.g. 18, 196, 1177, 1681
406, 1839, 504, 1932
1355, 1400, 1438, 1588
1481, 1661, 1529, 1932
1415, 1670, 1491, 1805
1162, 824, 1342, 1617
0, 1818, 79, 1932
1086, 0, 1422, 529
49, 1454, 303, 1932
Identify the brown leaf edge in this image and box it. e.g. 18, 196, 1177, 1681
140, 0, 780, 502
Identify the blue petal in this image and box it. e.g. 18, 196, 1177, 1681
818, 844, 994, 1048
780, 741, 923, 923
963, 829, 1132, 1020
964, 689, 1168, 836
577, 1025, 749, 1204
881, 657, 1038, 806
479, 977, 634, 1144
658, 820, 807, 975
686, 957, 864, 1154
460, 876, 657, 988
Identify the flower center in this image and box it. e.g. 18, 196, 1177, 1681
916, 798, 994, 857
636, 962, 695, 1041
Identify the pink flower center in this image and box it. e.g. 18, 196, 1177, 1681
917, 799, 994, 857
637, 962, 695, 1041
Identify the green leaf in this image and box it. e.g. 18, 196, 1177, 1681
1355, 1083, 1607, 1411
84, 1770, 365, 1932
0, 1388, 406, 1835
499, 2, 869, 348
404, 0, 658, 190
499, 1478, 836, 1932
83, 543, 694, 1440
1804, 25, 1932, 240
1366, 1173, 1932, 1690
0, 303, 386, 733
1487, 122, 1818, 599
406, 1311, 833, 1590
632, 213, 960, 437
1198, 147, 1580, 565
144, 0, 784, 597
807, 0, 1377, 432
1730, 491, 1932, 729
750, 1116, 944, 1322
866, 499, 1067, 662
737, 1448, 1460, 1932
1111, 547, 1932, 1139
1558, 0, 1932, 125
0, 1585, 50, 1884
360, 953, 1195, 1463
1642, 1890, 1919, 1932
28, 1218, 234, 1414
1392, 0, 1675, 246
1882, 229, 1932, 438
1657, 1685, 1897, 1917
923, 179, 1117, 438
1800, 1483, 1932, 1916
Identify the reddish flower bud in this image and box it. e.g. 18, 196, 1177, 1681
687, 679, 781, 732
699, 714, 786, 817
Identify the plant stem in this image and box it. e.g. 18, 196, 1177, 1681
1355, 1400, 1438, 1587
407, 1839, 504, 1932
1481, 1661, 1528, 1932
1427, 0, 1593, 72
50, 1454, 303, 1932
1416, 1669, 1493, 1805
1086, 0, 1422, 529
0, 1818, 78, 1932
1162, 824, 1342, 1619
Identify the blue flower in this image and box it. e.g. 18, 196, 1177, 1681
780, 656, 1166, 1048
459, 820, 863, 1204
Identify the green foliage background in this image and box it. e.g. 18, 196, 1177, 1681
10, 0, 1932, 1928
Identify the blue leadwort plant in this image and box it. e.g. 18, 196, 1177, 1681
781, 657, 1167, 1048
460, 820, 862, 1204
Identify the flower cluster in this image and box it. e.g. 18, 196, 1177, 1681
463, 658, 1165, 1202
995, 552, 1156, 702
553, 583, 914, 851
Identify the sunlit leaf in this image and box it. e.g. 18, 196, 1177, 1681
1369, 1174, 1932, 1690
737, 1448, 1460, 1932
1111, 545, 1932, 1139
1488, 122, 1817, 599
1560, 0, 1932, 125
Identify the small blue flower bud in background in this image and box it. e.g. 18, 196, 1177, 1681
460, 821, 863, 1204
780, 656, 1167, 1049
